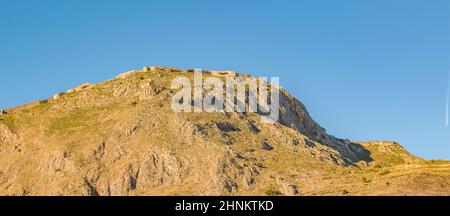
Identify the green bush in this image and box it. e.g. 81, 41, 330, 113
265, 189, 283, 196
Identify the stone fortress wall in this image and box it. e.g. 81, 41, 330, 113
1, 66, 251, 114
185, 68, 251, 78
2, 100, 48, 114
116, 66, 251, 79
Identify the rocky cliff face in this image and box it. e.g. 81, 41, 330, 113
0, 67, 448, 196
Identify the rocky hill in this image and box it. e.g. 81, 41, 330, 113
0, 66, 448, 196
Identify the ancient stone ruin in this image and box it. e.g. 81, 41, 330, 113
0, 66, 253, 115
116, 66, 182, 79
186, 68, 251, 78
67, 83, 93, 93
143, 66, 181, 73
116, 70, 139, 79
209, 70, 239, 77
2, 99, 48, 114
115, 66, 252, 79
52, 92, 66, 101
1, 82, 91, 115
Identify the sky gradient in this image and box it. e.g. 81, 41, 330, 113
1, 0, 449, 159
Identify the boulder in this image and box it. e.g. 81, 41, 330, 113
276, 177, 299, 196
53, 92, 66, 101
143, 66, 152, 72
261, 142, 273, 151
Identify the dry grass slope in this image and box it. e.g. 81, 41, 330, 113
0, 67, 448, 196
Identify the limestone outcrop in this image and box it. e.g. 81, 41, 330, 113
67, 83, 93, 93
0, 66, 448, 196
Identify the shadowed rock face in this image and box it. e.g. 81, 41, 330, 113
277, 91, 372, 164
0, 67, 448, 196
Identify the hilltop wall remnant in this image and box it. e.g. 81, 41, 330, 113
209, 70, 238, 77
52, 92, 66, 101
116, 66, 182, 79
117, 66, 251, 79
1, 82, 92, 115
116, 70, 139, 79
143, 66, 181, 73
3, 99, 48, 114
207, 70, 251, 78
186, 68, 251, 78
67, 83, 93, 94
0, 66, 252, 115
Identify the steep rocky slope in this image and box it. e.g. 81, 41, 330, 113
0, 67, 448, 196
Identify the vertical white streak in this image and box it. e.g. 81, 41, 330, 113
446, 72, 449, 128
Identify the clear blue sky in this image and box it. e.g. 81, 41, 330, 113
1, 0, 449, 159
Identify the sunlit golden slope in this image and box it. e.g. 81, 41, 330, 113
0, 67, 448, 196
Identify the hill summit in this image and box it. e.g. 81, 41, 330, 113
0, 66, 448, 195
